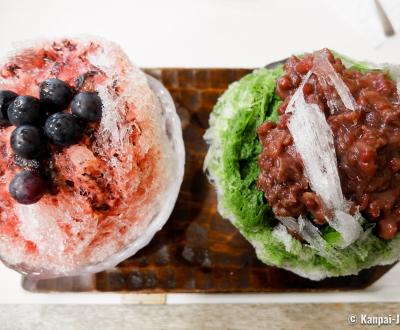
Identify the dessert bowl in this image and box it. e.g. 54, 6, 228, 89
204, 49, 400, 280
0, 37, 185, 278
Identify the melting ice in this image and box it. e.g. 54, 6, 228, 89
313, 50, 356, 112
283, 52, 362, 248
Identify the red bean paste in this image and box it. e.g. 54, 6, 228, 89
257, 49, 400, 240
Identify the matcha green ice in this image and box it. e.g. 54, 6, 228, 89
204, 54, 400, 280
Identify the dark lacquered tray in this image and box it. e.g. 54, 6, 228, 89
22, 68, 394, 293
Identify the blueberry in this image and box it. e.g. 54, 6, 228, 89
7, 95, 43, 127
10, 125, 45, 159
44, 112, 83, 146
9, 170, 46, 204
39, 78, 74, 112
71, 92, 102, 122
0, 90, 18, 126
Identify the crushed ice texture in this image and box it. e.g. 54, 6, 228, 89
0, 37, 185, 278
313, 50, 356, 112
285, 69, 362, 248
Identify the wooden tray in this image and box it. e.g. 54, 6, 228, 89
22, 68, 394, 293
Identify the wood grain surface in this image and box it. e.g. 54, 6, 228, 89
2, 303, 400, 330
23, 68, 394, 293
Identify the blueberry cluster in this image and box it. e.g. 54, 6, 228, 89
0, 78, 103, 205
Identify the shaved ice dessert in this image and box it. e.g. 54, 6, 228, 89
0, 37, 184, 277
205, 49, 400, 280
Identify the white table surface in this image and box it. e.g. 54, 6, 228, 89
1, 0, 400, 304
